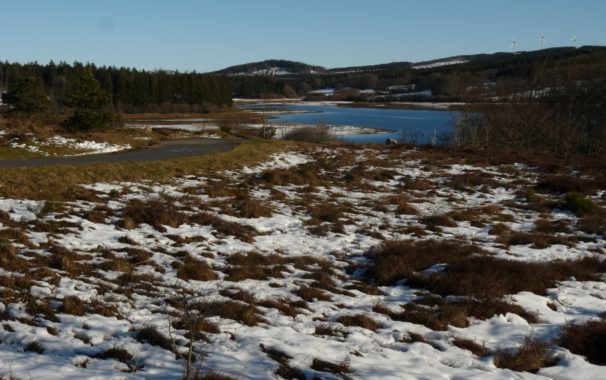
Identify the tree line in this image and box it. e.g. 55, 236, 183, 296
0, 60, 232, 114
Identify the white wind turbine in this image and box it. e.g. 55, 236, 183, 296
571, 34, 578, 48
539, 32, 545, 49
512, 36, 518, 54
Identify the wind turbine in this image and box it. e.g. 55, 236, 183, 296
512, 36, 518, 54
539, 32, 545, 49
571, 34, 578, 48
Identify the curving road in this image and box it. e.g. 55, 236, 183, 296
0, 138, 240, 168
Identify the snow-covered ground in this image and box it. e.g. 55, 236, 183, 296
2, 133, 131, 156
0, 147, 604, 379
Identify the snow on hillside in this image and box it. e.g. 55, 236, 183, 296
413, 59, 469, 69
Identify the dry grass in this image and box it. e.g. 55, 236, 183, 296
120, 198, 185, 232
420, 214, 457, 230
311, 358, 351, 377
366, 240, 483, 285
314, 323, 347, 338
408, 256, 606, 299
258, 163, 323, 187
559, 319, 606, 365
452, 338, 489, 357
192, 301, 263, 327
448, 172, 498, 192
224, 252, 288, 281
136, 326, 174, 351
188, 212, 255, 243
336, 314, 381, 332
59, 296, 87, 316
93, 347, 133, 363
175, 256, 216, 281
0, 139, 287, 201
24, 341, 44, 354
495, 230, 576, 249
494, 336, 554, 373
234, 193, 272, 218
536, 175, 598, 195
295, 285, 332, 302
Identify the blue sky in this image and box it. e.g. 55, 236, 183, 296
1, 0, 604, 72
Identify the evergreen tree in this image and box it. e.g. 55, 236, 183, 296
1, 76, 52, 115
64, 68, 117, 131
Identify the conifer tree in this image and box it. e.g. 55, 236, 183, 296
64, 68, 117, 131
1, 76, 52, 115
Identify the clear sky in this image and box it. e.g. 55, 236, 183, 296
1, 0, 605, 72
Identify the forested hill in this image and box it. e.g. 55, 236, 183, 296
213, 59, 326, 76
0, 61, 232, 113
218, 46, 606, 100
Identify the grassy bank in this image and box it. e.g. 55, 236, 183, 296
0, 138, 291, 200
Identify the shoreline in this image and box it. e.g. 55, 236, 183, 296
234, 98, 466, 111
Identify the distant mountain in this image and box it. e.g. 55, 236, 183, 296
213, 59, 326, 76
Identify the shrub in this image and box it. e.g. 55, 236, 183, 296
536, 175, 597, 195
494, 336, 553, 373
559, 320, 606, 365
564, 191, 594, 215
283, 126, 330, 142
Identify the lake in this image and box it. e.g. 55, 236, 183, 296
245, 103, 458, 144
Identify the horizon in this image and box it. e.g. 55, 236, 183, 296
1, 1, 605, 72
2, 45, 603, 74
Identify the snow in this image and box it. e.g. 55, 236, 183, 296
0, 146, 604, 379
413, 59, 470, 70
45, 136, 131, 155
5, 136, 131, 156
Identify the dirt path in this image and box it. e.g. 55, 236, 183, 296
0, 138, 240, 168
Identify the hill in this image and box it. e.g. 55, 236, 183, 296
218, 46, 606, 100
213, 59, 326, 76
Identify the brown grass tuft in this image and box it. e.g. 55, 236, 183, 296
193, 301, 263, 326
366, 240, 483, 285
494, 336, 554, 373
120, 198, 186, 232
559, 319, 606, 365
408, 256, 606, 299
336, 314, 381, 332
176, 256, 217, 281
59, 296, 87, 316
311, 358, 351, 377
452, 338, 489, 357
137, 326, 173, 351
224, 252, 288, 281
93, 347, 133, 363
